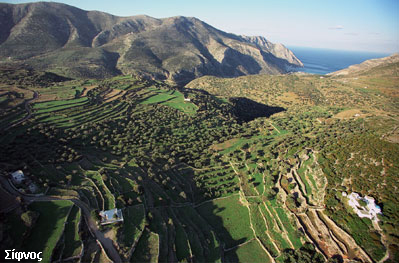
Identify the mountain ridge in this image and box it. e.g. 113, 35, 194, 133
0, 1, 303, 84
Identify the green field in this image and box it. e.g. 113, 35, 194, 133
273, 207, 302, 249
38, 84, 85, 100
297, 154, 317, 197
25, 200, 73, 262
174, 220, 191, 261
118, 205, 146, 249
130, 229, 159, 263
62, 205, 82, 259
0, 95, 7, 103
225, 240, 272, 263
196, 195, 254, 248
175, 206, 222, 262
249, 203, 279, 257
88, 171, 115, 210
33, 97, 88, 113
140, 88, 198, 115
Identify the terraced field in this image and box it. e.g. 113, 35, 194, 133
1, 66, 398, 263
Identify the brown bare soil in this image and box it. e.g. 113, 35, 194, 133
0, 86, 35, 99
210, 138, 240, 151
317, 211, 373, 262
0, 86, 35, 106
333, 109, 363, 119
276, 92, 303, 105
104, 228, 117, 241
104, 89, 126, 102
35, 93, 57, 102
81, 85, 97, 97
386, 135, 399, 143
378, 87, 399, 98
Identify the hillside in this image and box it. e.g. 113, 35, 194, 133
0, 51, 398, 263
0, 2, 302, 84
185, 55, 399, 262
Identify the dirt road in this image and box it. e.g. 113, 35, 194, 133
4, 90, 38, 131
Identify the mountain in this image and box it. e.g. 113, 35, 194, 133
240, 35, 303, 67
0, 2, 303, 84
328, 53, 399, 76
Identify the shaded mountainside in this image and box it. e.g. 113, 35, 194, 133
0, 2, 302, 84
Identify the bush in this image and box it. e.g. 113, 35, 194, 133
21, 211, 39, 228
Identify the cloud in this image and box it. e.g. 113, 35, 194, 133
329, 25, 344, 30
345, 32, 358, 36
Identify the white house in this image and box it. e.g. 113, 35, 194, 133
11, 170, 25, 184
99, 208, 124, 225
184, 97, 191, 102
346, 192, 382, 221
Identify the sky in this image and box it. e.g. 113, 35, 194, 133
3, 0, 399, 53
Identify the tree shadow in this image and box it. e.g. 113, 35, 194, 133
229, 97, 285, 123
177, 201, 246, 262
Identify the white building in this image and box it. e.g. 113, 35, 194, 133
346, 192, 382, 221
99, 208, 124, 225
11, 170, 25, 184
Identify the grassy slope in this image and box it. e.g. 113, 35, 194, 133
196, 195, 254, 248
140, 88, 198, 115
62, 205, 82, 259
119, 205, 146, 248
130, 229, 159, 263
25, 200, 73, 262
225, 239, 272, 263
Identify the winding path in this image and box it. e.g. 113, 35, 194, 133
4, 90, 38, 131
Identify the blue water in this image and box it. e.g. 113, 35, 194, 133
287, 46, 391, 75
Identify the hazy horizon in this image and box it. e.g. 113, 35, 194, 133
287, 45, 393, 56
2, 0, 399, 53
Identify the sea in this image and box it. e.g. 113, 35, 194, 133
287, 46, 391, 75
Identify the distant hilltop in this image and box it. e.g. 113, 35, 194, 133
0, 2, 303, 84
328, 53, 399, 76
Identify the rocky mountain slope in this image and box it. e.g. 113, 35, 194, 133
0, 2, 302, 84
240, 35, 303, 67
